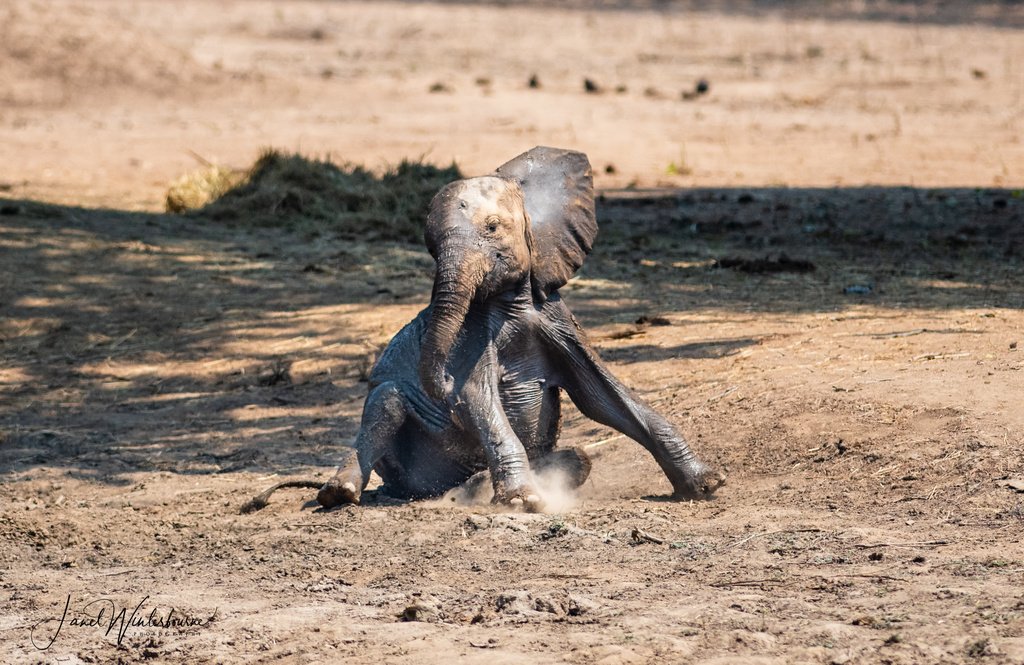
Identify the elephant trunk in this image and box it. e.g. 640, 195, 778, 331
419, 247, 487, 402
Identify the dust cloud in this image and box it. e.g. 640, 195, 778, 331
434, 464, 581, 513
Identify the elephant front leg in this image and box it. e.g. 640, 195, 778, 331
318, 382, 409, 508
450, 348, 544, 511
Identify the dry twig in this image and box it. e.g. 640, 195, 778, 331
873, 329, 927, 339
584, 434, 627, 450
854, 540, 948, 549
698, 386, 738, 409
730, 528, 824, 549
631, 528, 665, 545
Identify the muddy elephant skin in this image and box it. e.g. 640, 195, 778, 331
318, 146, 724, 510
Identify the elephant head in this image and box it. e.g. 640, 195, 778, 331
418, 147, 597, 402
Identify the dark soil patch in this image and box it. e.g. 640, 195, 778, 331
713, 254, 816, 273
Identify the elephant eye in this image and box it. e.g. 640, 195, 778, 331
485, 216, 501, 233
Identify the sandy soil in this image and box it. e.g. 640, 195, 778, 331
2, 1, 1024, 663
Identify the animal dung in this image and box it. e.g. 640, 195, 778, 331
682, 78, 711, 100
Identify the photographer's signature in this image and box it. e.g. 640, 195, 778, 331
31, 595, 216, 650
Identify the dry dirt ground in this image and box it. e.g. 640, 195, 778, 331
2, 1, 1024, 664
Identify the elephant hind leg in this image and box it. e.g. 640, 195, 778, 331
532, 447, 592, 489
318, 382, 410, 509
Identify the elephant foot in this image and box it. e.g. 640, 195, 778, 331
493, 486, 546, 513
506, 492, 546, 513
317, 477, 360, 508
671, 464, 726, 501
317, 457, 364, 508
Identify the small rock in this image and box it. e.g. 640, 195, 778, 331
495, 591, 532, 614
567, 594, 600, 616
1002, 478, 1024, 492
584, 78, 601, 93
401, 602, 440, 623
532, 595, 565, 615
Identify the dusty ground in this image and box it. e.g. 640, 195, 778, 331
2, 1, 1024, 663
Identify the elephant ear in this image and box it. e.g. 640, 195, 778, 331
495, 146, 597, 298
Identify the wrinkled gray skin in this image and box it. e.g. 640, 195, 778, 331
317, 147, 724, 511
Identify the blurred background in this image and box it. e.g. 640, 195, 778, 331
2, 0, 1022, 210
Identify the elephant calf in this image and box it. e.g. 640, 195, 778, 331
315, 146, 724, 511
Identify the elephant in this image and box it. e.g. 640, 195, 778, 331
303, 146, 725, 512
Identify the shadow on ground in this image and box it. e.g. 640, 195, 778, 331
1, 185, 1021, 484
395, 0, 1024, 29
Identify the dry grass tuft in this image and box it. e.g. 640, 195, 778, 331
165, 165, 241, 214
168, 150, 462, 242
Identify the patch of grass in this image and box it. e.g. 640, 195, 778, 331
542, 519, 567, 539
967, 638, 991, 658
165, 165, 242, 214
168, 150, 462, 242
